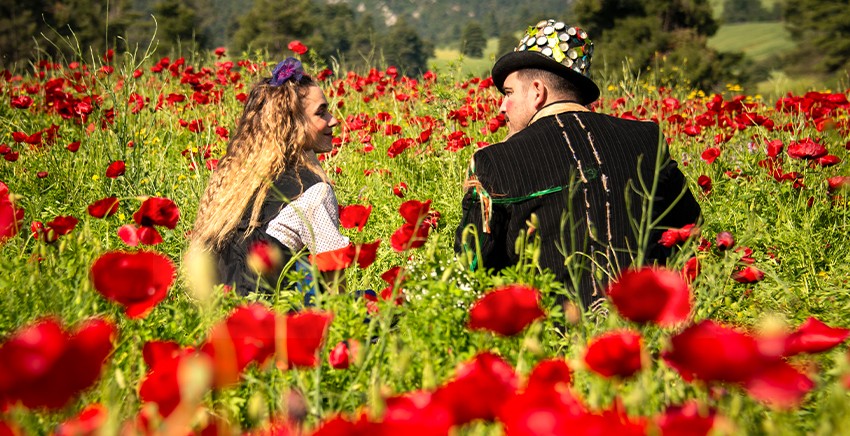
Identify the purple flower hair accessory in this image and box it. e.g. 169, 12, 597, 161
270, 57, 304, 86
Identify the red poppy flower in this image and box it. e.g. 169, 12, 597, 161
658, 223, 697, 248
787, 138, 827, 159
284, 311, 333, 368
214, 47, 226, 57
10, 95, 33, 109
328, 339, 359, 370
139, 347, 210, 418
498, 380, 588, 436
525, 358, 572, 393
732, 266, 764, 283
133, 197, 179, 229
353, 239, 380, 268
310, 240, 380, 271
827, 176, 850, 192
583, 330, 643, 378
0, 182, 25, 243
390, 222, 430, 252
701, 147, 721, 164
202, 304, 277, 386
742, 359, 814, 409
715, 231, 735, 250
339, 204, 372, 231
87, 196, 120, 218
663, 320, 764, 384
431, 352, 518, 425
765, 139, 783, 158
381, 391, 454, 436
684, 125, 701, 137
117, 224, 140, 246
105, 160, 126, 178
682, 256, 701, 282
654, 401, 716, 436
393, 182, 408, 198
246, 239, 284, 275
287, 40, 308, 55
66, 141, 81, 152
34, 215, 79, 242
90, 251, 176, 318
467, 285, 545, 336
0, 317, 116, 410
697, 175, 712, 193
783, 317, 850, 357
606, 267, 692, 327
56, 403, 107, 436
387, 138, 415, 157
399, 199, 431, 223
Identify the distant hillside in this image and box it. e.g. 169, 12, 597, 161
332, 0, 574, 45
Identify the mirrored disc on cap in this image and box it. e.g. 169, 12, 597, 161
541, 46, 553, 56
559, 33, 570, 42
580, 31, 588, 39
554, 22, 565, 31
517, 44, 527, 51
567, 49, 578, 59
567, 27, 577, 36
536, 36, 547, 46
559, 42, 570, 51
536, 20, 547, 28
564, 58, 573, 67
543, 26, 554, 35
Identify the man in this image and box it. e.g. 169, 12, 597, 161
454, 19, 701, 310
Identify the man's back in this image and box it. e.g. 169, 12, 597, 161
456, 110, 700, 307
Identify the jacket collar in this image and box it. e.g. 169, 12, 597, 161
528, 101, 589, 126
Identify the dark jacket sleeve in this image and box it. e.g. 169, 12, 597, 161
654, 159, 702, 229
454, 160, 512, 272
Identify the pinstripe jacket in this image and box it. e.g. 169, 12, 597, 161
454, 104, 701, 308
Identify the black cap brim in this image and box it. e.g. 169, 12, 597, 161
492, 51, 600, 105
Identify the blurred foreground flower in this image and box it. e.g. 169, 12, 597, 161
607, 267, 692, 327
467, 285, 545, 336
0, 318, 116, 409
0, 181, 24, 244
90, 250, 176, 318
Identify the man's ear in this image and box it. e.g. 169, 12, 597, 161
530, 79, 548, 109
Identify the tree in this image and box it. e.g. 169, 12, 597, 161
721, 0, 776, 23
151, 0, 206, 54
573, 0, 741, 91
231, 0, 315, 54
783, 0, 850, 76
382, 18, 432, 77
461, 21, 486, 58
497, 32, 518, 59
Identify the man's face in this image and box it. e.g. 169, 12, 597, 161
499, 71, 538, 135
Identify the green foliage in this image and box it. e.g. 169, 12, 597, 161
496, 32, 518, 59
721, 0, 780, 24
573, 0, 750, 92
783, 0, 850, 76
231, 0, 315, 54
460, 21, 486, 58
150, 0, 207, 54
382, 19, 434, 77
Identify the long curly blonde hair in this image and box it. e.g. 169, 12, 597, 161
191, 74, 317, 251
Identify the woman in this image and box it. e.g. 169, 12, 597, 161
191, 58, 349, 296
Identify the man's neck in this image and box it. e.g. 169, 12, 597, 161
528, 100, 589, 126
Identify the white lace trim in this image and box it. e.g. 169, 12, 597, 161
265, 182, 350, 254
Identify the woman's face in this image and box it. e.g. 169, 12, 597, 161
303, 85, 338, 153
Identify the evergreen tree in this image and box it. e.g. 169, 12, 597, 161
461, 21, 486, 58
151, 0, 206, 54
722, 0, 772, 24
231, 0, 315, 54
383, 18, 432, 76
784, 0, 850, 76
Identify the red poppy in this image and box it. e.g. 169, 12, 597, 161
66, 141, 81, 152
105, 160, 126, 178
139, 347, 210, 418
827, 176, 850, 192
133, 197, 179, 229
34, 215, 79, 242
328, 339, 359, 370
742, 359, 814, 409
606, 267, 692, 327
310, 240, 380, 271
701, 147, 721, 164
525, 358, 572, 393
663, 320, 764, 384
0, 182, 25, 243
87, 196, 120, 218
0, 317, 116, 409
287, 40, 308, 55
246, 239, 284, 275
354, 239, 381, 268
381, 391, 454, 436
783, 317, 850, 357
467, 285, 545, 336
431, 352, 518, 425
90, 251, 176, 318
10, 95, 33, 109
732, 266, 764, 284
387, 138, 415, 157
117, 224, 140, 246
658, 223, 697, 248
697, 175, 712, 193
787, 138, 827, 159
55, 403, 107, 436
393, 182, 408, 198
284, 311, 333, 368
682, 257, 701, 282
765, 139, 783, 158
654, 401, 716, 436
390, 222, 430, 252
583, 330, 643, 378
214, 47, 226, 57
203, 304, 277, 386
339, 204, 372, 231
715, 231, 735, 250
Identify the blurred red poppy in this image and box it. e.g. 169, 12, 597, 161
583, 330, 643, 378
105, 160, 126, 178
133, 197, 179, 229
203, 304, 277, 387
525, 358, 572, 393
381, 390, 454, 436
827, 176, 850, 192
606, 267, 692, 327
783, 317, 849, 357
697, 174, 712, 193
390, 222, 430, 252
117, 224, 140, 246
0, 182, 24, 243
658, 223, 697, 248
310, 240, 380, 271
87, 196, 120, 218
467, 285, 545, 336
701, 147, 720, 164
399, 199, 431, 224
393, 182, 408, 198
284, 311, 333, 368
339, 204, 372, 231
431, 352, 518, 425
715, 231, 735, 250
287, 40, 308, 55
654, 401, 716, 436
90, 251, 176, 318
56, 403, 107, 436
682, 257, 701, 282
0, 317, 116, 409
328, 339, 359, 370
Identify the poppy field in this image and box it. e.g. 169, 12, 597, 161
1, 44, 850, 435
